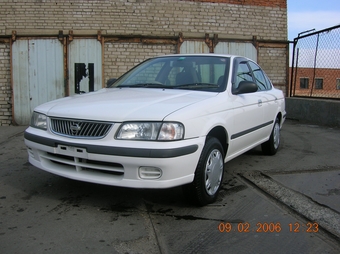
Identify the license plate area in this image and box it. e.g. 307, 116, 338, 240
56, 144, 88, 159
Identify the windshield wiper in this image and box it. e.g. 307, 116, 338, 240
118, 83, 219, 90
118, 83, 169, 88
172, 83, 219, 89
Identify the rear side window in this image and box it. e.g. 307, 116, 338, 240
248, 61, 271, 91
234, 61, 253, 90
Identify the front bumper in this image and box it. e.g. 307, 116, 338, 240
24, 127, 204, 189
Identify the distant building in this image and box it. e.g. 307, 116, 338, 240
291, 67, 340, 98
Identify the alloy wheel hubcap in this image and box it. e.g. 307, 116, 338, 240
273, 122, 280, 149
205, 149, 223, 196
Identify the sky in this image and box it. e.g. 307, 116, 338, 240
287, 0, 340, 40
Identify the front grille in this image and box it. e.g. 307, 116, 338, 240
44, 152, 124, 176
50, 118, 113, 139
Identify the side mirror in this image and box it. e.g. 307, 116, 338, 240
233, 81, 258, 94
106, 78, 117, 88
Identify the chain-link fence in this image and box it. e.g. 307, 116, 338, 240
290, 25, 340, 99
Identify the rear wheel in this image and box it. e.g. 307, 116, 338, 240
262, 117, 280, 155
183, 137, 224, 206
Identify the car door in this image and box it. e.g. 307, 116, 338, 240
248, 61, 278, 135
228, 58, 265, 157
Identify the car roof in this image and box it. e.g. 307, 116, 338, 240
154, 53, 246, 59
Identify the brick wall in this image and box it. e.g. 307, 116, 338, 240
105, 43, 177, 82
1, 0, 287, 40
0, 43, 11, 126
184, 0, 286, 8
258, 46, 287, 91
291, 68, 340, 98
0, 0, 287, 125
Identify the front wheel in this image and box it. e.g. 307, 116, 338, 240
183, 137, 224, 206
262, 118, 280, 155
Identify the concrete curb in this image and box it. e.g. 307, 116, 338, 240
240, 170, 340, 241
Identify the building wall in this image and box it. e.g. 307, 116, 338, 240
291, 68, 340, 98
0, 44, 11, 126
1, 0, 287, 39
0, 0, 288, 126
258, 46, 287, 91
104, 43, 177, 83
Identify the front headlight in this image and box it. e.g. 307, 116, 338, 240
116, 122, 184, 141
30, 112, 47, 130
158, 122, 184, 140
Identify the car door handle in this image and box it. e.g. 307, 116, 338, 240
258, 99, 262, 107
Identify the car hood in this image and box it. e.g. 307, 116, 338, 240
36, 88, 217, 122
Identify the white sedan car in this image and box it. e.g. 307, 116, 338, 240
25, 54, 286, 205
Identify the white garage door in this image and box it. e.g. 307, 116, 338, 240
179, 40, 257, 61
179, 41, 210, 54
12, 39, 64, 125
215, 42, 257, 61
68, 39, 103, 95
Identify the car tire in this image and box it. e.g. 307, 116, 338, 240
262, 117, 280, 155
183, 137, 224, 206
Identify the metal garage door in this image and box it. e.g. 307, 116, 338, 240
215, 42, 257, 61
68, 39, 102, 95
179, 41, 210, 54
12, 39, 64, 125
179, 40, 257, 61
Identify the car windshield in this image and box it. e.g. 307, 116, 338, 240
110, 55, 231, 92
